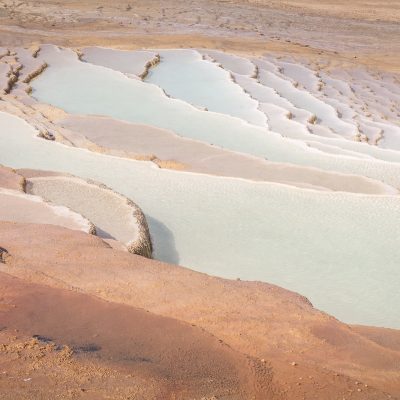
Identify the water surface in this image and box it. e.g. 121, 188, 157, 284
31, 46, 400, 188
1, 111, 399, 329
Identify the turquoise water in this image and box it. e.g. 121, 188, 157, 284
1, 111, 400, 329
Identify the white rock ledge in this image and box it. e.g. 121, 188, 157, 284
25, 174, 153, 258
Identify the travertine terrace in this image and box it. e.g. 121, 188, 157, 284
0, 1, 400, 399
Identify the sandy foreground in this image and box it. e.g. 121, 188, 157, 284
1, 220, 400, 399
1, 1, 400, 399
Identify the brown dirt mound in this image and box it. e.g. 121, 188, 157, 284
0, 272, 277, 399
1, 221, 399, 399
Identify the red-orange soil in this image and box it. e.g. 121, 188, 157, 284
1, 221, 399, 399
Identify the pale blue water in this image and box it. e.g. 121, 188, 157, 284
257, 68, 357, 137
1, 111, 400, 329
146, 49, 267, 126
30, 46, 400, 189
81, 47, 157, 77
